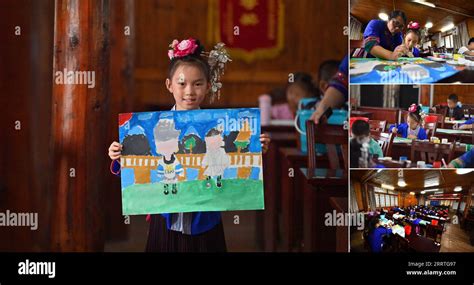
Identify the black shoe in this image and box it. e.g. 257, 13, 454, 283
206, 176, 211, 188
216, 176, 222, 188
164, 184, 169, 195
172, 184, 177, 194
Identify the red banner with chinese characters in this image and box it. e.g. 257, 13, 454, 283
208, 0, 285, 63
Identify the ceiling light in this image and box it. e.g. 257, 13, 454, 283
454, 186, 462, 192
378, 13, 389, 21
398, 180, 407, 187
409, 192, 415, 195
420, 191, 426, 194
413, 0, 436, 8
381, 184, 395, 190
441, 23, 455, 33
425, 22, 433, 29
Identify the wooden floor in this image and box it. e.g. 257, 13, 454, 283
440, 214, 474, 253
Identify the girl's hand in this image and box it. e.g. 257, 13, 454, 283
407, 134, 417, 139
459, 124, 470, 130
260, 133, 271, 154
108, 141, 123, 160
391, 127, 398, 134
310, 108, 329, 124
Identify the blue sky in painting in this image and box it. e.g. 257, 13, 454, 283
119, 108, 262, 156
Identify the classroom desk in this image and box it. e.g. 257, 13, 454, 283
279, 147, 308, 252
443, 119, 467, 129
261, 131, 297, 252
279, 148, 346, 251
350, 110, 373, 119
435, 128, 473, 144
300, 167, 347, 252
329, 197, 348, 252
262, 121, 295, 133
388, 139, 469, 162
406, 234, 441, 253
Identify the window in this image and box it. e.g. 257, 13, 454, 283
444, 34, 453, 49
374, 187, 399, 207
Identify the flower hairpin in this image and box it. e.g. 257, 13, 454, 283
408, 103, 419, 113
407, 21, 420, 30
201, 42, 232, 103
168, 38, 199, 60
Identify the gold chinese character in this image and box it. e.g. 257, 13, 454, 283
240, 13, 259, 26
240, 0, 258, 10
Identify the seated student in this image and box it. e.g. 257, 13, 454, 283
268, 87, 293, 120
402, 22, 422, 57
367, 216, 392, 253
458, 38, 474, 56
444, 93, 465, 120
449, 149, 474, 168
351, 119, 384, 158
389, 104, 427, 140
311, 55, 348, 123
317, 60, 340, 98
285, 72, 319, 117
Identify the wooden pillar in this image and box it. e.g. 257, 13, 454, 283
419, 85, 431, 107
50, 0, 110, 251
104, 0, 135, 242
463, 185, 474, 219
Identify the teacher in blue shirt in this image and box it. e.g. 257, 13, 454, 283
363, 10, 409, 60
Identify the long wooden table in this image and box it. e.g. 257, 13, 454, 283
435, 128, 473, 144
388, 138, 469, 161
261, 132, 297, 252
300, 167, 347, 252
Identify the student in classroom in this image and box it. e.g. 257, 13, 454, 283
310, 55, 348, 123
367, 216, 393, 253
108, 38, 271, 252
316, 59, 340, 98
350, 120, 384, 168
402, 21, 421, 58
443, 93, 465, 120
285, 72, 320, 116
389, 104, 427, 140
449, 149, 474, 168
458, 37, 474, 56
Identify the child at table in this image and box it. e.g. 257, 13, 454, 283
449, 149, 474, 168
367, 216, 392, 253
444, 93, 465, 120
402, 22, 421, 58
285, 72, 319, 116
389, 104, 427, 140
350, 120, 383, 168
108, 38, 271, 252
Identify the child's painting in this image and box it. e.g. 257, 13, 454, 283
350, 57, 460, 84
118, 108, 264, 215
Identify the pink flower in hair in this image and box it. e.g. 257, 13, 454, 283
173, 38, 198, 58
408, 104, 418, 113
407, 21, 420, 30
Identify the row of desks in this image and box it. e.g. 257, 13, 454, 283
260, 126, 348, 252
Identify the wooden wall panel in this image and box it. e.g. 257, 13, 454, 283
132, 0, 348, 109
433, 85, 474, 105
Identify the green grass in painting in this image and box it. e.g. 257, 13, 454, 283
122, 179, 264, 215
